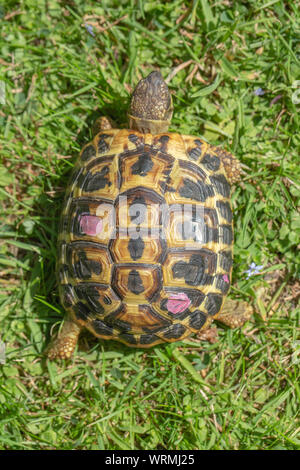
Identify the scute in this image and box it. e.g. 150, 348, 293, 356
58, 129, 233, 347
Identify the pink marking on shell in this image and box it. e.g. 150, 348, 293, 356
166, 292, 191, 314
80, 215, 103, 236
223, 274, 230, 283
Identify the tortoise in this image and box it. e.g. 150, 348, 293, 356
47, 71, 252, 359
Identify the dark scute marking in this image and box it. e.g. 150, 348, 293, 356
164, 182, 176, 193
83, 166, 111, 192
216, 274, 231, 294
92, 319, 114, 336
210, 174, 230, 198
119, 333, 137, 345
74, 257, 91, 280
200, 248, 217, 274
172, 254, 205, 286
179, 160, 207, 181
129, 196, 147, 224
97, 134, 110, 154
61, 284, 74, 307
128, 134, 140, 145
85, 295, 104, 314
216, 200, 232, 222
179, 288, 205, 306
103, 295, 112, 305
159, 135, 170, 145
220, 224, 233, 245
75, 284, 104, 314
91, 260, 102, 275
219, 250, 233, 271
179, 178, 214, 202
157, 134, 170, 153
59, 264, 70, 282
128, 237, 145, 260
69, 167, 83, 186
131, 152, 154, 176
138, 306, 171, 332
81, 144, 96, 162
110, 319, 132, 333
201, 153, 221, 171
204, 207, 218, 228
172, 260, 195, 283
189, 310, 207, 330
188, 148, 201, 161
203, 225, 219, 244
60, 216, 69, 233
188, 141, 203, 161
139, 333, 158, 345
163, 323, 186, 340
128, 270, 145, 295
171, 250, 217, 285
202, 274, 214, 285
77, 172, 86, 189
205, 294, 223, 316
73, 302, 92, 321
74, 251, 102, 280
182, 219, 218, 243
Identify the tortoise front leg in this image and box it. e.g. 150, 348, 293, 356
180, 135, 241, 185
92, 116, 116, 136
46, 317, 82, 359
212, 147, 241, 184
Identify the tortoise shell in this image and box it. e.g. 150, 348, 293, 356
57, 129, 234, 347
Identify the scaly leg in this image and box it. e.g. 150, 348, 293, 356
215, 297, 253, 328
180, 135, 241, 185
197, 298, 253, 342
46, 317, 82, 360
92, 116, 115, 136
212, 146, 241, 184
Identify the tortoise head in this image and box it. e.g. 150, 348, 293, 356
128, 71, 173, 134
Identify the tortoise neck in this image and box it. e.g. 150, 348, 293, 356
128, 115, 170, 134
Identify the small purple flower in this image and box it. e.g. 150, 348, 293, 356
85, 23, 95, 37
244, 262, 264, 279
254, 88, 265, 96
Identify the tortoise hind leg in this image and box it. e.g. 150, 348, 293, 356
46, 316, 82, 360
197, 298, 253, 343
215, 298, 253, 328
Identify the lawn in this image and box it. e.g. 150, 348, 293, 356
0, 0, 299, 450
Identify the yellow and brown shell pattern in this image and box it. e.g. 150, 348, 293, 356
58, 129, 233, 347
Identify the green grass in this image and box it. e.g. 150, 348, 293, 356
0, 0, 299, 450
